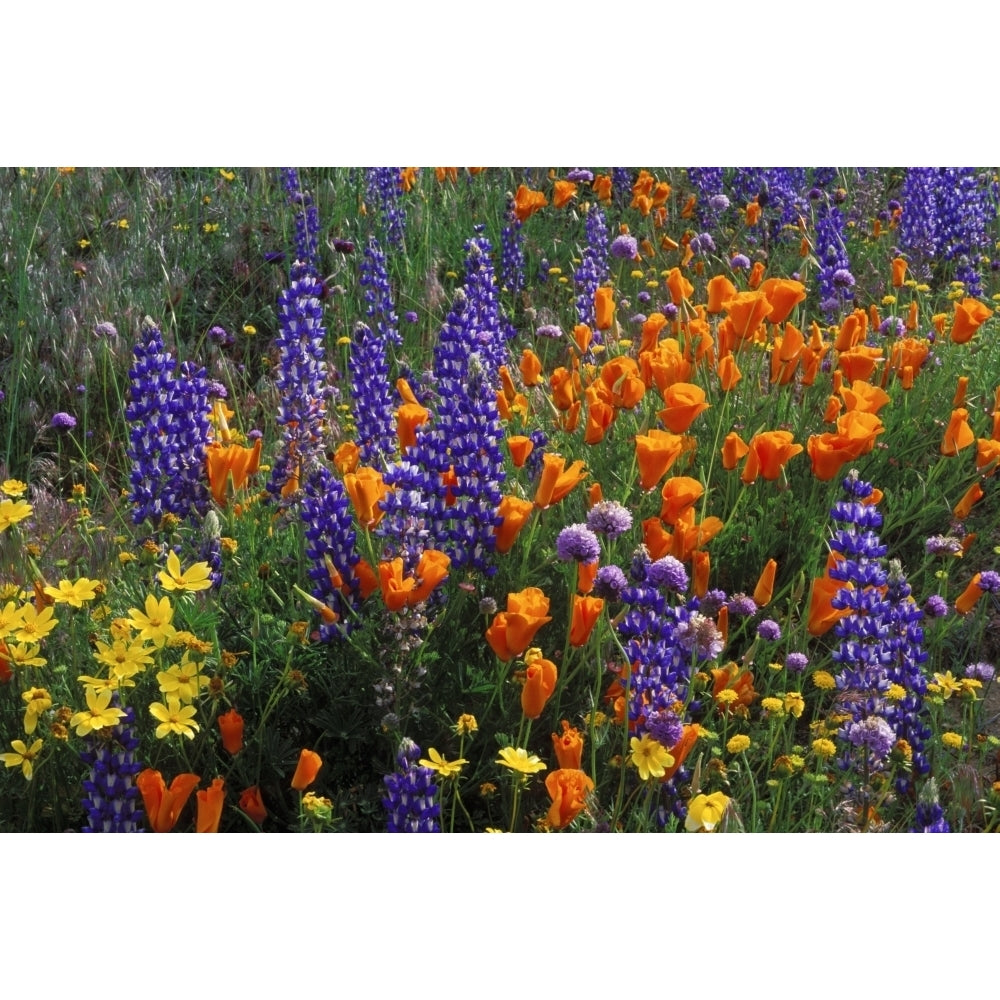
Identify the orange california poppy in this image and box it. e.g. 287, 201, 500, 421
396, 401, 430, 453
195, 777, 226, 833
550, 366, 579, 411
507, 435, 534, 469
706, 274, 737, 314
595, 287, 616, 331
551, 721, 584, 770
593, 174, 613, 202
720, 431, 750, 471
344, 467, 390, 528
291, 748, 323, 790
660, 724, 699, 782
669, 511, 724, 563
838, 345, 884, 384
840, 379, 891, 415
748, 261, 765, 289
577, 558, 598, 594
353, 558, 379, 600
891, 257, 908, 288
976, 437, 1000, 474
724, 290, 773, 341
941, 408, 975, 456
599, 356, 645, 409
954, 574, 984, 614
634, 429, 685, 491
823, 395, 844, 424
552, 179, 578, 208
717, 353, 742, 391
519, 348, 543, 386
951, 297, 993, 344
638, 311, 670, 353
494, 495, 534, 553
498, 365, 519, 404
806, 570, 848, 636
834, 310, 866, 351
136, 769, 200, 833
521, 649, 558, 719
753, 558, 777, 608
691, 549, 711, 598
534, 453, 587, 508
239, 786, 268, 825
665, 268, 694, 305
333, 441, 360, 475
953, 376, 969, 408
759, 278, 807, 325
569, 594, 604, 647
658, 382, 710, 434
953, 482, 984, 520
642, 339, 692, 392
769, 323, 805, 385
583, 388, 615, 446
486, 588, 552, 661
217, 708, 244, 756
545, 768, 594, 829
659, 476, 704, 526
434, 167, 458, 183
513, 184, 547, 223
746, 201, 762, 226
205, 438, 262, 506
741, 431, 803, 484
711, 662, 757, 716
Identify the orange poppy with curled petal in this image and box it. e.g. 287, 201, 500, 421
137, 769, 200, 833
951, 297, 992, 344
494, 495, 534, 554
806, 563, 848, 636
396, 402, 430, 452
741, 431, 803, 484
291, 749, 322, 790
720, 431, 749, 471
583, 388, 615, 445
691, 550, 711, 598
552, 720, 584, 770
545, 768, 594, 829
217, 708, 244, 756
593, 174, 612, 202
239, 785, 267, 825
552, 180, 577, 208
759, 278, 807, 325
196, 777, 226, 833
344, 467, 390, 528
659, 476, 704, 526
642, 339, 692, 392
748, 261, 765, 288
635, 429, 685, 491
550, 366, 579, 411
891, 257, 908, 288
534, 453, 587, 508
976, 437, 1000, 474
706, 275, 737, 313
600, 356, 645, 409
595, 287, 616, 331
955, 574, 984, 614
486, 588, 552, 661
770, 323, 805, 385
665, 268, 694, 305
662, 724, 700, 781
724, 291, 773, 341
507, 435, 534, 469
717, 353, 742, 391
513, 184, 547, 222
941, 408, 975, 456
953, 482, 984, 520
753, 558, 778, 608
569, 594, 604, 647
711, 663, 757, 716
519, 349, 543, 386
206, 438, 262, 505
838, 345, 884, 383
840, 379, 890, 415
658, 382, 710, 434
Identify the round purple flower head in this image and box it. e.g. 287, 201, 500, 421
536, 324, 563, 339
698, 589, 727, 617
663, 302, 679, 320
404, 311, 419, 324
646, 709, 684, 749
566, 168, 594, 183
923, 594, 949, 618
965, 661, 995, 682
647, 556, 688, 592
730, 254, 751, 270
757, 619, 782, 642
727, 593, 758, 618
879, 316, 906, 338
593, 564, 628, 601
709, 194, 730, 212
978, 570, 1000, 593
845, 716, 896, 762
586, 501, 633, 541
610, 234, 639, 260
208, 325, 232, 346
556, 523, 601, 564
925, 535, 963, 557
784, 652, 808, 673
51, 412, 76, 430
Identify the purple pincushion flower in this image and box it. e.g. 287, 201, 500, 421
757, 619, 782, 641
610, 234, 639, 260
978, 570, 1000, 593
586, 501, 633, 541
51, 412, 77, 430
567, 168, 594, 183
730, 254, 751, 270
845, 716, 896, 762
784, 652, 809, 673
647, 556, 689, 592
923, 594, 949, 618
698, 589, 727, 617
965, 661, 995, 682
556, 523, 601, 564
727, 593, 758, 618
536, 324, 563, 339
593, 564, 628, 601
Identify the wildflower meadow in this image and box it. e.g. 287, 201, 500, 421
3, 165, 1000, 839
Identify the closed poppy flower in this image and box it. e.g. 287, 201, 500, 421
353, 558, 379, 600
137, 769, 200, 833
691, 549, 711, 597
823, 395, 843, 424
577, 558, 598, 594
746, 200, 762, 225
600, 356, 645, 409
411, 549, 450, 603
534, 453, 588, 508
396, 401, 431, 453
550, 366, 578, 410
955, 574, 985, 614
941, 407, 975, 456
593, 174, 613, 202
643, 339, 692, 391
333, 441, 360, 475
951, 297, 993, 344
669, 510, 724, 562
953, 481, 984, 520
521, 648, 558, 719
217, 708, 244, 755
486, 588, 552, 661
291, 748, 323, 790
706, 274, 737, 313
659, 476, 704, 525
569, 594, 604, 647
196, 777, 226, 833
753, 558, 778, 608
239, 785, 268, 826
769, 323, 805, 384
806, 566, 848, 636
717, 353, 742, 391
594, 287, 616, 331
552, 179, 577, 208
759, 278, 807, 325
720, 431, 750, 471
642, 516, 672, 560
976, 437, 1000, 474
513, 183, 547, 222
205, 438, 263, 506
953, 376, 969, 408
583, 387, 616, 445
519, 348, 543, 386
507, 435, 534, 468
344, 467, 390, 529
544, 768, 594, 829
741, 431, 803, 484
658, 382, 710, 433
665, 267, 694, 305
638, 311, 669, 353
551, 720, 584, 770
835, 310, 867, 351
635, 429, 685, 490
711, 662, 757, 716
724, 290, 773, 340
748, 260, 765, 288
891, 256, 908, 287
494, 495, 534, 553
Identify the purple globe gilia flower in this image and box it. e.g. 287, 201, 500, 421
586, 501, 633, 540
965, 661, 995, 682
784, 652, 809, 673
925, 535, 963, 557
757, 619, 782, 642
404, 311, 419, 323
978, 570, 1000, 593
567, 168, 594, 183
51, 412, 77, 430
593, 564, 628, 601
923, 594, 949, 618
647, 556, 688, 593
674, 611, 723, 658
536, 324, 563, 339
94, 321, 119, 339
610, 234, 639, 260
845, 716, 896, 762
697, 589, 727, 617
646, 709, 684, 749
709, 194, 730, 212
556, 523, 601, 564
727, 593, 758, 618
730, 254, 751, 270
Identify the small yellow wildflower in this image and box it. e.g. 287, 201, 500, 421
70, 687, 125, 736
219, 169, 235, 182
0, 739, 44, 780
243, 324, 257, 335
629, 733, 674, 781
203, 222, 219, 233
12, 604, 58, 644
783, 692, 805, 719
149, 697, 201, 739
127, 594, 177, 647
1, 479, 27, 497
419, 748, 468, 780
496, 747, 546, 775
886, 683, 906, 701
685, 791, 731, 832
158, 550, 213, 593
44, 577, 100, 608
117, 218, 129, 229
4, 643, 46, 669
760, 697, 785, 715
726, 734, 751, 754
942, 732, 964, 750
812, 738, 837, 758
454, 714, 478, 736
0, 499, 33, 532
933, 671, 962, 699
811, 670, 836, 691
22, 687, 52, 735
